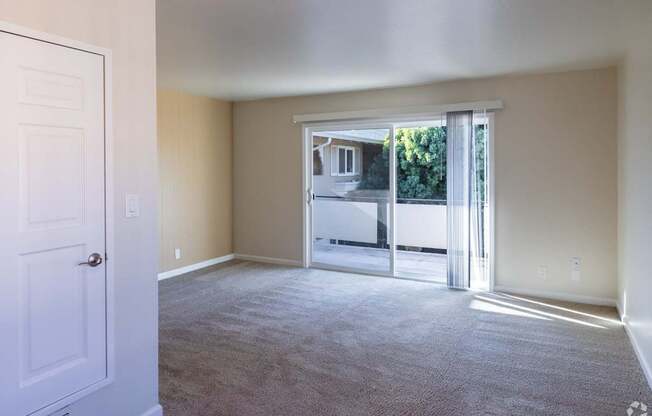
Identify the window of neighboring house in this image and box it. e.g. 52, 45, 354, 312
332, 145, 358, 176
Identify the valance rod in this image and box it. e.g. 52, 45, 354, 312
292, 100, 503, 124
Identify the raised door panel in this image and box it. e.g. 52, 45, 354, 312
18, 67, 84, 110
19, 244, 89, 387
19, 125, 85, 232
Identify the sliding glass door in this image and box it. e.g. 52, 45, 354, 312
306, 114, 492, 289
469, 114, 491, 290
311, 128, 392, 274
393, 121, 448, 283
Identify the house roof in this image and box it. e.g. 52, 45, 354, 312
316, 130, 387, 144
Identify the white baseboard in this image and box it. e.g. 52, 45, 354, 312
158, 254, 235, 281
234, 253, 302, 267
493, 285, 616, 307
617, 304, 652, 391
141, 404, 163, 416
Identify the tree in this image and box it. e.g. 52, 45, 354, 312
472, 125, 486, 203
359, 125, 486, 202
359, 127, 447, 200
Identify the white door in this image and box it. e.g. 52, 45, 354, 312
0, 31, 107, 415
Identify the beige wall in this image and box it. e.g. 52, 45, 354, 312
0, 1, 160, 415
618, 1, 652, 386
158, 89, 233, 272
234, 68, 618, 301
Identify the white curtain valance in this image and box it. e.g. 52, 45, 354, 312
292, 100, 502, 124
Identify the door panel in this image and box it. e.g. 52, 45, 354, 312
20, 244, 88, 385
393, 123, 448, 283
311, 129, 391, 274
18, 66, 85, 110
0, 32, 106, 415
19, 125, 85, 231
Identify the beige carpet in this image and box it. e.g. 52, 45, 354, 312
159, 261, 651, 416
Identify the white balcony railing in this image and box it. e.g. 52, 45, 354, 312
313, 198, 447, 250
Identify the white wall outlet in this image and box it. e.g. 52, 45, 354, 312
175, 248, 181, 260
571, 257, 581, 282
125, 194, 140, 218
537, 265, 548, 280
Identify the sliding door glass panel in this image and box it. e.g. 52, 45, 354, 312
312, 129, 390, 274
394, 121, 447, 282
470, 114, 490, 290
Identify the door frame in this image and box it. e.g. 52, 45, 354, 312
303, 121, 396, 276
0, 21, 115, 416
301, 113, 495, 290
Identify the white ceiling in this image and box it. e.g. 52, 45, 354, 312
156, 0, 626, 101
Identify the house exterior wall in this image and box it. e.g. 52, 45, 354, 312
313, 137, 363, 197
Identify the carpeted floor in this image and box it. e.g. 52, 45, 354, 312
159, 261, 651, 416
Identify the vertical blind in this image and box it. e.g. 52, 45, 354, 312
446, 111, 473, 289
446, 110, 490, 289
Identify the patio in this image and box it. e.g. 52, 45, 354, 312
312, 239, 447, 283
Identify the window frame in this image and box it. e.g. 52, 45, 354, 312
331, 144, 358, 176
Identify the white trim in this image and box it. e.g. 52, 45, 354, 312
302, 126, 311, 268
103, 38, 117, 406
331, 145, 357, 176
158, 254, 235, 280
388, 127, 396, 275
0, 21, 116, 416
617, 304, 652, 391
494, 285, 616, 307
487, 113, 496, 291
0, 21, 111, 56
616, 302, 652, 389
293, 100, 503, 124
140, 404, 163, 416
234, 253, 302, 267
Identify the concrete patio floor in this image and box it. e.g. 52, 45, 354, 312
312, 240, 447, 283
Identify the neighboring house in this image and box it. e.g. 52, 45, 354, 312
313, 130, 386, 197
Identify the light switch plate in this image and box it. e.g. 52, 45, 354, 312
175, 248, 181, 260
125, 194, 140, 218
